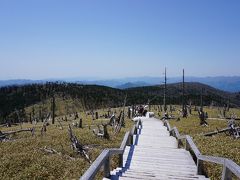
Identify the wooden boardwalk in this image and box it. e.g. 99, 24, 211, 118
108, 117, 210, 180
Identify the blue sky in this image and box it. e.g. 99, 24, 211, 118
0, 0, 240, 80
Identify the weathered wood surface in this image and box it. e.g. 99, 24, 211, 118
109, 117, 209, 180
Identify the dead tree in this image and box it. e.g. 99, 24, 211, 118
164, 67, 167, 112
128, 107, 131, 119
74, 112, 79, 120
95, 112, 98, 120
93, 124, 109, 139
78, 118, 83, 128
41, 113, 51, 136
39, 146, 75, 161
182, 69, 188, 118
56, 118, 63, 130
91, 110, 95, 121
109, 114, 116, 127
200, 88, 204, 112
198, 109, 208, 126
114, 111, 123, 134
51, 96, 56, 124
107, 110, 110, 118
68, 125, 91, 163
204, 120, 239, 138
103, 123, 109, 139
15, 109, 23, 129
29, 113, 32, 124
132, 105, 135, 117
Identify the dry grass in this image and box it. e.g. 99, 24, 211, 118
0, 107, 133, 180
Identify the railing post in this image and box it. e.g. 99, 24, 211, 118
119, 154, 123, 167
128, 134, 133, 145
134, 125, 137, 134
104, 156, 110, 178
139, 120, 142, 128
186, 139, 190, 151
197, 159, 204, 175
222, 160, 232, 180
177, 139, 181, 148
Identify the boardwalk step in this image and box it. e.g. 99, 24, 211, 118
109, 116, 209, 180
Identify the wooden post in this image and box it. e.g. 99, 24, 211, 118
104, 156, 110, 178
222, 160, 232, 180
186, 140, 190, 151
119, 154, 123, 167
197, 159, 204, 175
128, 134, 133, 145
177, 139, 181, 148
134, 126, 137, 134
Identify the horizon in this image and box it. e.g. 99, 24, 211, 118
1, 75, 240, 82
1, 1, 240, 79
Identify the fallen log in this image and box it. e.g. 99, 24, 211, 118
204, 127, 231, 136
1, 128, 34, 136
39, 146, 76, 161
0, 123, 21, 128
0, 124, 8, 128
0, 128, 35, 141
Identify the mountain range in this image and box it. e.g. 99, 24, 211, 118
1, 76, 240, 92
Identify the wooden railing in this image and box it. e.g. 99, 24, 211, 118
163, 120, 240, 180
80, 120, 142, 180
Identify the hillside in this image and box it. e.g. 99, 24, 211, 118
126, 82, 240, 107
1, 82, 240, 124
0, 83, 126, 123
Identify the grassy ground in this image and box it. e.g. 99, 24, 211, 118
0, 107, 133, 180
152, 105, 240, 179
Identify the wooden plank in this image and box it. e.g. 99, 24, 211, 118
80, 149, 109, 180
198, 155, 225, 165
120, 131, 130, 150
185, 135, 201, 156
226, 159, 240, 178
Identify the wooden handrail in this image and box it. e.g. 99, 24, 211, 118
163, 119, 240, 180
80, 120, 142, 180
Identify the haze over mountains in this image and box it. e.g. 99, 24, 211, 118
1, 76, 240, 92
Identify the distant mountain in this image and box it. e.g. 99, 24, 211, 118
0, 79, 49, 87
116, 82, 150, 89
185, 76, 240, 93
1, 76, 240, 92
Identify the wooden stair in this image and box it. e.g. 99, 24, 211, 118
106, 117, 210, 180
